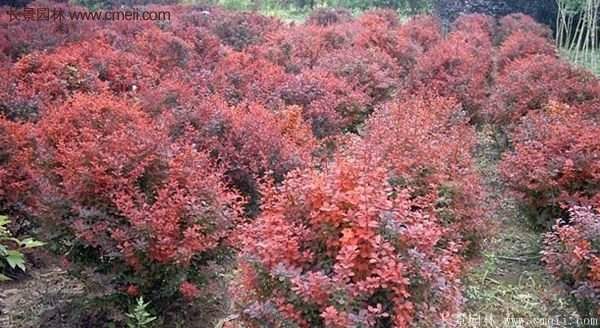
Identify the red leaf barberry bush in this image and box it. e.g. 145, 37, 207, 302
275, 69, 370, 138
488, 55, 600, 127
543, 206, 600, 316
497, 13, 552, 44
231, 152, 465, 328
496, 31, 557, 71
452, 13, 495, 39
361, 95, 486, 251
410, 27, 493, 119
0, 117, 35, 212
500, 102, 600, 228
24, 93, 242, 306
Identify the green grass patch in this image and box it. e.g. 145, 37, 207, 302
562, 48, 600, 76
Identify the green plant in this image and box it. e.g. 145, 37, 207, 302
0, 215, 44, 281
556, 0, 599, 72
126, 297, 157, 328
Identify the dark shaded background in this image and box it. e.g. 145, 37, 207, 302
433, 0, 557, 31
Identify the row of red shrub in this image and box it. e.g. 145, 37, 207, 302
489, 10, 600, 316
2, 0, 590, 325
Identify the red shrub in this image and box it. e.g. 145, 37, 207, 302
163, 96, 316, 215
354, 14, 424, 76
397, 15, 443, 52
359, 94, 485, 249
211, 11, 282, 50
452, 13, 495, 38
31, 94, 164, 209
85, 39, 160, 96
489, 55, 600, 126
232, 152, 464, 328
132, 26, 195, 73
410, 30, 492, 118
170, 25, 224, 69
154, 91, 226, 145
315, 47, 401, 103
113, 143, 239, 266
497, 31, 557, 71
210, 51, 288, 106
28, 93, 240, 301
255, 24, 353, 73
543, 206, 600, 315
0, 118, 34, 211
500, 103, 600, 227
216, 103, 317, 181
497, 13, 551, 43
11, 42, 107, 109
276, 69, 369, 138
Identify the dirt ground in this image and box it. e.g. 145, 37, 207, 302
460, 125, 580, 328
0, 264, 84, 328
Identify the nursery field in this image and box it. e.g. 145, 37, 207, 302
0, 1, 600, 327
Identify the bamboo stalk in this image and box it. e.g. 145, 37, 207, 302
592, 0, 597, 69
556, 0, 563, 48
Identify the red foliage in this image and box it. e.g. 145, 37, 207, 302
489, 55, 600, 126
353, 14, 441, 78
170, 25, 224, 69
397, 15, 443, 52
276, 69, 369, 138
452, 13, 495, 38
211, 11, 282, 50
137, 71, 211, 120
85, 39, 160, 96
216, 103, 317, 180
210, 51, 287, 106
0, 117, 34, 210
315, 47, 400, 103
359, 94, 486, 249
497, 13, 552, 43
132, 26, 195, 73
500, 103, 600, 227
126, 285, 140, 297
543, 206, 600, 315
27, 93, 240, 297
11, 42, 106, 109
497, 31, 557, 71
233, 152, 464, 328
410, 29, 492, 117
180, 281, 201, 300
32, 94, 164, 209
255, 24, 353, 73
